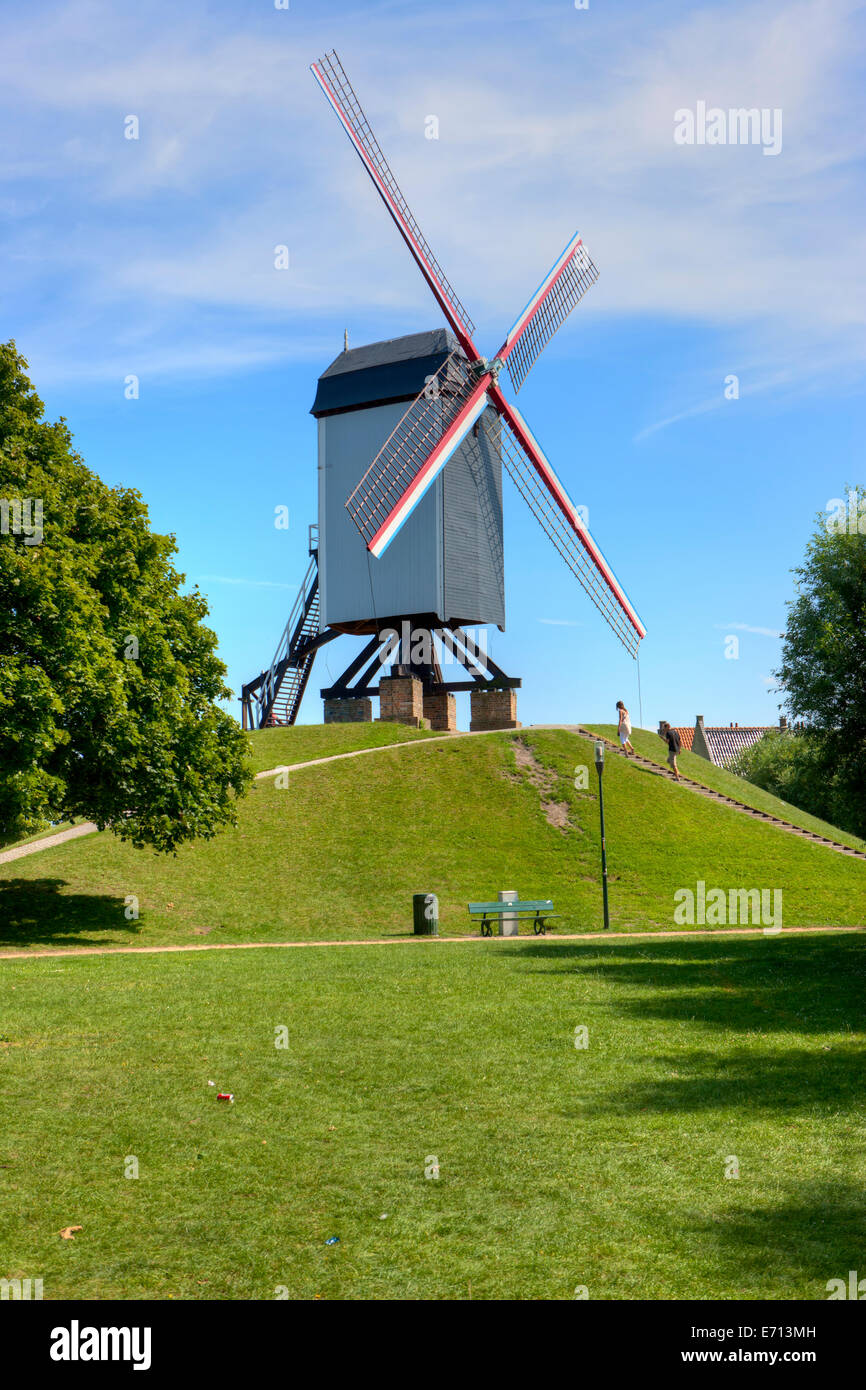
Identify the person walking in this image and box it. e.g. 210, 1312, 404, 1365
616, 700, 635, 756
659, 721, 683, 781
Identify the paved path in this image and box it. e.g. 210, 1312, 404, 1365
0, 923, 862, 962
251, 727, 489, 779
0, 820, 100, 865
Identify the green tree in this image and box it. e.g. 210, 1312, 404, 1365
768, 487, 866, 837
0, 342, 251, 851
731, 730, 839, 826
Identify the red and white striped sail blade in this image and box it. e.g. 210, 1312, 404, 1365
311, 51, 478, 360
345, 353, 491, 557
484, 394, 645, 655
497, 233, 599, 394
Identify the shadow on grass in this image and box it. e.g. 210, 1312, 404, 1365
508, 933, 866, 1123
0, 878, 134, 947
574, 1046, 865, 1118
503, 935, 866, 1288
504, 933, 866, 1035
684, 1179, 866, 1294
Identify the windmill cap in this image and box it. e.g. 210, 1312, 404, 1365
311, 328, 462, 418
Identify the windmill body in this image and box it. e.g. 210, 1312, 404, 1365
313, 329, 504, 637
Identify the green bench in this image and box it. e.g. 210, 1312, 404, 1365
468, 899, 559, 937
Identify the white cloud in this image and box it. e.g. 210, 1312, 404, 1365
0, 0, 863, 388
718, 623, 785, 637
634, 394, 726, 442
23, 332, 337, 386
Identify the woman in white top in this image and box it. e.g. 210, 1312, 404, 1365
616, 700, 635, 756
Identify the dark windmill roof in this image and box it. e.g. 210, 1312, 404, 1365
311, 328, 461, 418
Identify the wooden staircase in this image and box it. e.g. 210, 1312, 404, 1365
265, 581, 321, 726
241, 530, 325, 729
578, 727, 866, 861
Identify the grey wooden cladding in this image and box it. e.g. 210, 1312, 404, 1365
312, 330, 505, 634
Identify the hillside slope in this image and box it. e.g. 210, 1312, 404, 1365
1, 727, 864, 951
587, 724, 866, 853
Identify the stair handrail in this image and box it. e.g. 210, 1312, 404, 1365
260, 552, 318, 716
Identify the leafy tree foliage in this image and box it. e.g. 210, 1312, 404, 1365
734, 489, 866, 838
731, 731, 841, 828
0, 342, 251, 851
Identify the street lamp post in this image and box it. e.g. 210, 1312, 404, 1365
594, 740, 610, 931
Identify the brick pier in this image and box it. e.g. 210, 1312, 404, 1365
378, 674, 431, 728
422, 691, 457, 732
469, 688, 520, 732
323, 697, 373, 724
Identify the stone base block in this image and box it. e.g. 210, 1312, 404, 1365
469, 688, 521, 732
324, 697, 373, 724
379, 674, 425, 727
423, 691, 458, 732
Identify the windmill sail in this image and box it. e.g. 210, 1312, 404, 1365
498, 233, 600, 394
312, 51, 646, 657
311, 51, 477, 356
484, 401, 645, 656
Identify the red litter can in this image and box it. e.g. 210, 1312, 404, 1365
217, 1093, 234, 1103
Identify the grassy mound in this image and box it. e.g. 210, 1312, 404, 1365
2, 727, 864, 952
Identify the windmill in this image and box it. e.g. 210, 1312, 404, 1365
240, 51, 644, 732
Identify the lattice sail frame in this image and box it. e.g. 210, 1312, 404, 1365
312, 51, 476, 352
341, 229, 601, 561
501, 236, 600, 394
345, 353, 488, 554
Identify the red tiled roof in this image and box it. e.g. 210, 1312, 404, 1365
672, 727, 694, 752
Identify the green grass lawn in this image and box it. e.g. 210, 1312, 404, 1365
2, 728, 864, 951
2, 932, 864, 1300
245, 720, 440, 775
587, 724, 866, 853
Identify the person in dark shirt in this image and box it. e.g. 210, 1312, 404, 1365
659, 721, 683, 781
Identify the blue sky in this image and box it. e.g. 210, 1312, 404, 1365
2, 0, 864, 730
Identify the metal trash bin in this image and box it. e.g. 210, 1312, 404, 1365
413, 892, 439, 936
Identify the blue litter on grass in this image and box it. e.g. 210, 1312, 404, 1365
325, 1237, 340, 1246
